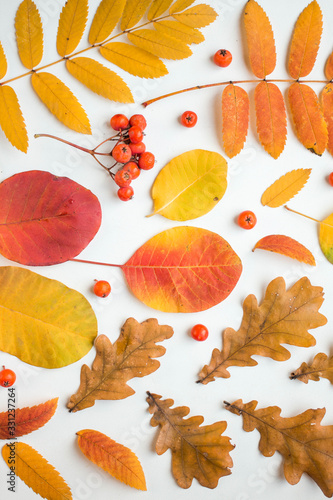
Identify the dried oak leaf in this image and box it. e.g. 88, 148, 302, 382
198, 276, 326, 384
68, 318, 173, 412
291, 352, 333, 384
225, 399, 333, 498
146, 392, 233, 489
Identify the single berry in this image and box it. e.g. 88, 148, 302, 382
181, 111, 197, 128
328, 172, 333, 186
117, 185, 134, 201
114, 168, 132, 187
110, 114, 129, 131
138, 152, 155, 170
124, 161, 141, 180
128, 126, 144, 144
93, 280, 111, 298
129, 141, 146, 155
191, 324, 209, 341
112, 143, 132, 163
237, 210, 257, 229
129, 114, 147, 130
213, 49, 232, 67
0, 367, 16, 387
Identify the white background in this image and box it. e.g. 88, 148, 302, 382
0, 0, 333, 499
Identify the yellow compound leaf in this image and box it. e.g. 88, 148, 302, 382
325, 52, 333, 81
31, 72, 91, 134
2, 442, 72, 499
321, 83, 333, 156
57, 0, 88, 57
120, 0, 152, 31
77, 429, 147, 490
172, 4, 217, 28
261, 168, 311, 208
222, 84, 250, 158
128, 29, 191, 60
0, 42, 7, 80
0, 85, 28, 153
153, 20, 204, 44
169, 0, 195, 14
66, 57, 133, 103
288, 0, 322, 79
89, 0, 126, 45
291, 352, 333, 384
149, 149, 227, 220
148, 0, 173, 20
15, 0, 43, 69
100, 42, 168, 78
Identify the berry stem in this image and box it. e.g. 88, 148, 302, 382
93, 135, 119, 151
70, 258, 123, 268
284, 205, 321, 224
34, 133, 94, 155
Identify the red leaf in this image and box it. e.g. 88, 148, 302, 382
253, 235, 315, 265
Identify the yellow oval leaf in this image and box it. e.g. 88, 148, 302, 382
128, 29, 191, 60
57, 0, 88, 57
31, 72, 91, 134
100, 42, 168, 78
154, 20, 204, 44
2, 442, 72, 499
261, 169, 311, 208
89, 0, 126, 45
0, 85, 28, 153
149, 149, 227, 221
172, 4, 217, 28
222, 84, 250, 158
66, 57, 133, 102
0, 42, 7, 80
169, 0, 195, 14
120, 0, 152, 31
321, 83, 333, 156
148, 0, 173, 20
253, 235, 316, 266
15, 0, 43, 69
77, 429, 146, 490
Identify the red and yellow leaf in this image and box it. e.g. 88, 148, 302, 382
0, 85, 28, 153
57, 0, 88, 57
0, 42, 7, 80
321, 83, 333, 156
127, 29, 192, 60
243, 0, 276, 78
120, 0, 152, 31
172, 4, 217, 28
15, 0, 43, 69
222, 84, 249, 158
288, 82, 327, 155
288, 0, 322, 79
254, 81, 286, 159
253, 235, 316, 266
153, 20, 204, 44
89, 0, 126, 45
261, 168, 311, 207
77, 429, 146, 490
148, 0, 173, 20
291, 352, 333, 384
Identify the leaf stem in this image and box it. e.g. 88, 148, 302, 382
284, 205, 321, 224
70, 258, 122, 268
34, 133, 94, 155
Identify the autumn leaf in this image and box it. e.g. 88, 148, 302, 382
57, 0, 88, 57
253, 235, 315, 265
288, 0, 322, 79
171, 4, 217, 28
0, 85, 28, 152
0, 266, 97, 368
291, 352, 333, 384
321, 83, 333, 156
261, 168, 311, 207
169, 0, 195, 14
88, 0, 127, 45
15, 0, 43, 70
319, 213, 333, 265
153, 20, 204, 44
2, 442, 72, 499
198, 276, 326, 383
147, 392, 234, 489
67, 318, 173, 412
149, 150, 227, 220
127, 29, 192, 60
325, 52, 333, 81
0, 398, 58, 439
77, 429, 146, 490
225, 399, 333, 498
0, 42, 7, 80
148, 0, 173, 20
222, 84, 250, 158
121, 226, 242, 313
120, 0, 152, 30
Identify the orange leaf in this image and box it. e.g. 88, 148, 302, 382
0, 42, 7, 80
288, 0, 322, 79
222, 84, 249, 158
321, 83, 333, 156
0, 398, 58, 439
288, 82, 327, 155
77, 429, 146, 490
15, 0, 43, 69
291, 352, 333, 384
243, 0, 276, 78
253, 235, 316, 265
254, 81, 286, 159
325, 52, 333, 81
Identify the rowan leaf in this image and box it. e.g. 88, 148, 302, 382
325, 52, 333, 81
321, 83, 333, 156
243, 0, 276, 78
122, 226, 242, 313
222, 84, 250, 158
291, 352, 333, 384
149, 149, 227, 220
67, 318, 173, 412
288, 0, 322, 79
100, 42, 168, 78
127, 29, 192, 60
261, 168, 311, 208
148, 0, 173, 20
120, 0, 152, 31
88, 0, 126, 45
2, 442, 72, 499
153, 20, 204, 44
288, 82, 327, 155
31, 72, 91, 134
147, 392, 234, 489
15, 0, 43, 70
66, 57, 133, 102
172, 4, 217, 28
0, 42, 7, 80
57, 0, 88, 57
225, 400, 333, 498
253, 235, 316, 266
254, 82, 286, 159
0, 170, 101, 266
169, 0, 195, 14
0, 85, 28, 153
77, 429, 146, 490
0, 398, 58, 439
0, 266, 97, 368
198, 276, 326, 383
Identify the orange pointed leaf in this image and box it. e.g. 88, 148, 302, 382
0, 85, 28, 152
89, 0, 126, 45
253, 235, 316, 265
0, 42, 7, 80
288, 0, 322, 79
222, 84, 249, 158
261, 168, 311, 208
15, 0, 43, 69
321, 83, 333, 156
325, 52, 333, 81
77, 429, 146, 490
291, 352, 333, 384
57, 0, 88, 57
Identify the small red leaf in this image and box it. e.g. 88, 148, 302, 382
253, 235, 315, 265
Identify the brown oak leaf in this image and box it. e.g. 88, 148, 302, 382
198, 276, 326, 383
291, 352, 333, 384
67, 318, 173, 412
146, 392, 234, 489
